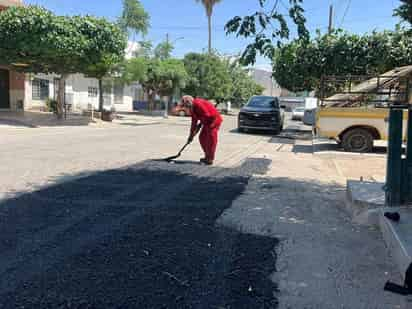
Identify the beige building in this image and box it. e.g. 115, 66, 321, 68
251, 68, 291, 97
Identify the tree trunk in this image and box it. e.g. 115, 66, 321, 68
56, 74, 67, 120
208, 14, 212, 54
148, 90, 155, 111
98, 78, 104, 118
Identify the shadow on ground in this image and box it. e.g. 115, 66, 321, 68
0, 118, 38, 128
116, 122, 162, 127
0, 159, 279, 309
230, 127, 312, 142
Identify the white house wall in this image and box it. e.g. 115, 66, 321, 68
24, 73, 55, 110
68, 74, 99, 111
25, 73, 136, 112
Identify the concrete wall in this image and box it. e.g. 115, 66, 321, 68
251, 69, 283, 97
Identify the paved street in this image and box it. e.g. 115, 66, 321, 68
0, 114, 408, 308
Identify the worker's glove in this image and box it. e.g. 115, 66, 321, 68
195, 123, 203, 134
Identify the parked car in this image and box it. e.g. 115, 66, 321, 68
238, 96, 285, 133
291, 107, 305, 120
171, 104, 191, 117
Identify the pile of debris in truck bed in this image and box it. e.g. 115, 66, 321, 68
322, 65, 412, 107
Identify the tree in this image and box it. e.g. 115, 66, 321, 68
154, 40, 174, 60
272, 29, 412, 93
0, 6, 126, 118
134, 40, 154, 58
225, 0, 308, 65
183, 52, 232, 103
196, 0, 222, 53
119, 0, 150, 38
395, 0, 412, 25
85, 55, 122, 115
123, 57, 188, 110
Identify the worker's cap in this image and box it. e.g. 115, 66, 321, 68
181, 95, 194, 107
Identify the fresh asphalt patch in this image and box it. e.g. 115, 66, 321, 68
0, 159, 279, 308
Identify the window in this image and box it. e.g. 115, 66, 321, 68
32, 78, 49, 100
246, 96, 279, 109
88, 87, 98, 98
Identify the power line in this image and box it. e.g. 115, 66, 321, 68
339, 0, 352, 28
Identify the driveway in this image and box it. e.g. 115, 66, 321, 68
0, 115, 405, 308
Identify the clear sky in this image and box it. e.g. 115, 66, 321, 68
24, 0, 402, 69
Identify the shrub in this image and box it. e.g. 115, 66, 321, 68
45, 99, 58, 114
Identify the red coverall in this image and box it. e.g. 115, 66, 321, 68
190, 98, 223, 162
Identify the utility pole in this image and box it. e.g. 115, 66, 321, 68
164, 33, 170, 119
328, 4, 334, 34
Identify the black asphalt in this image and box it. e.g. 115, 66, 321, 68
0, 159, 278, 308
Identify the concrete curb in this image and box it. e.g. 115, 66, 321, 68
380, 208, 412, 280
346, 180, 412, 280
345, 180, 385, 225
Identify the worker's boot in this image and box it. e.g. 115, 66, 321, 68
200, 158, 213, 166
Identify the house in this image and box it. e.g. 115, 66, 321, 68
25, 73, 143, 113
0, 0, 26, 112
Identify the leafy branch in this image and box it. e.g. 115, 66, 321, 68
225, 0, 308, 65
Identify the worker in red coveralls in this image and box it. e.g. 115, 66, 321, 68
181, 95, 223, 165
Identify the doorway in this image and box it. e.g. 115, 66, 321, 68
0, 69, 10, 109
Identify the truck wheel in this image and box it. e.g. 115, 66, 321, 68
342, 128, 374, 153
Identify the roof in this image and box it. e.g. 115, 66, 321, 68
324, 65, 412, 107
0, 0, 23, 7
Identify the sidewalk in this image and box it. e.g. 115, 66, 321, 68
0, 111, 95, 129
217, 139, 408, 308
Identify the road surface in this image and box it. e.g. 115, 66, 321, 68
0, 114, 407, 308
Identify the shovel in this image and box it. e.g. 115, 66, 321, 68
162, 124, 202, 162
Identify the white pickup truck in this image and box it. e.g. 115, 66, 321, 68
316, 66, 412, 152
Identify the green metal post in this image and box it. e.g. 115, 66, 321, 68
386, 108, 403, 206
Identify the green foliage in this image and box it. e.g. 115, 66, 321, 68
0, 5, 126, 117
0, 5, 127, 75
154, 40, 174, 60
134, 40, 153, 58
225, 0, 308, 65
196, 0, 222, 16
45, 98, 58, 114
183, 53, 232, 103
119, 0, 150, 37
394, 0, 412, 25
226, 60, 264, 106
123, 57, 188, 101
273, 29, 412, 92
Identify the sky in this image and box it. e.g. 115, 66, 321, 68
24, 0, 403, 69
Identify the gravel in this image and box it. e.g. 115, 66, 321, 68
0, 159, 278, 309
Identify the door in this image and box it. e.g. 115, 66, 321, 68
0, 69, 10, 109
